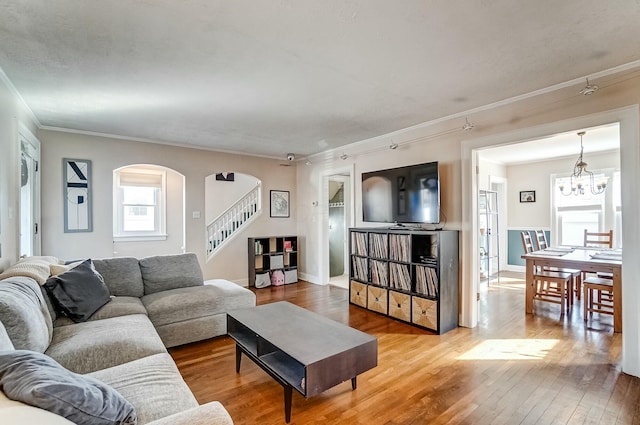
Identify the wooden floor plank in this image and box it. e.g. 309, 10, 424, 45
169, 273, 639, 425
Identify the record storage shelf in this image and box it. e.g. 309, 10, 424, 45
349, 227, 459, 334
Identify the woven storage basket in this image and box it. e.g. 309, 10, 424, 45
411, 297, 438, 330
388, 290, 411, 322
350, 280, 367, 307
367, 286, 388, 314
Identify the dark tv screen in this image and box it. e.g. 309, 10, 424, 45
362, 161, 440, 224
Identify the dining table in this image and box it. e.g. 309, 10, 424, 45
522, 247, 622, 332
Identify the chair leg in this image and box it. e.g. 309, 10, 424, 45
560, 281, 565, 315
583, 285, 589, 321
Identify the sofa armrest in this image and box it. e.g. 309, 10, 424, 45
145, 401, 233, 425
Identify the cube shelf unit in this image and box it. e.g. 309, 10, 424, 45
349, 227, 459, 334
248, 235, 298, 287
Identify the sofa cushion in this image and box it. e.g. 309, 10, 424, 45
142, 280, 255, 328
45, 314, 166, 374
93, 257, 145, 297
0, 350, 137, 425
89, 353, 197, 425
43, 259, 112, 323
142, 286, 221, 328
154, 315, 226, 349
0, 277, 53, 352
0, 392, 75, 425
139, 253, 203, 295
54, 297, 147, 327
0, 322, 14, 351
146, 402, 233, 425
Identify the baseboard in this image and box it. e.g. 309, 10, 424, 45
504, 264, 526, 273
299, 272, 323, 285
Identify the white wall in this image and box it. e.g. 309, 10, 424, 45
205, 172, 259, 224
0, 74, 38, 271
39, 130, 297, 283
506, 151, 620, 229
478, 159, 506, 191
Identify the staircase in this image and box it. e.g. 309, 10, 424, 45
206, 183, 261, 260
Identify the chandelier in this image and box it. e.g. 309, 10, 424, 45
559, 131, 607, 196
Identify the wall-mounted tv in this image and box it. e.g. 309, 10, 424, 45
362, 161, 440, 224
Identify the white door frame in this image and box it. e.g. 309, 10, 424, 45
319, 165, 355, 285
461, 105, 640, 377
489, 175, 507, 275
19, 123, 41, 257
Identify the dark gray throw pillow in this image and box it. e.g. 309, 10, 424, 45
44, 259, 111, 322
0, 350, 137, 424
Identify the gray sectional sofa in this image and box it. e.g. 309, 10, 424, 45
0, 253, 256, 424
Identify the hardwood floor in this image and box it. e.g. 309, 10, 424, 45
169, 274, 639, 424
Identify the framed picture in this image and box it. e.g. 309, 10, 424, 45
270, 190, 290, 218
519, 190, 536, 203
63, 158, 93, 232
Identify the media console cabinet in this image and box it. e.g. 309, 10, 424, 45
349, 227, 459, 334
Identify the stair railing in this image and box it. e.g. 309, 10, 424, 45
206, 183, 261, 260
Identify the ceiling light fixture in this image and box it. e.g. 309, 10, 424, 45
558, 131, 607, 196
389, 143, 399, 150
305, 159, 312, 165
340, 153, 348, 160
579, 78, 599, 96
462, 117, 475, 131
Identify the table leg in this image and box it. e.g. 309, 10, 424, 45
235, 345, 242, 373
613, 266, 622, 333
525, 259, 535, 314
284, 385, 292, 423
351, 377, 357, 390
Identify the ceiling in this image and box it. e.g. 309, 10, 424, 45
1, 1, 640, 159
479, 123, 620, 165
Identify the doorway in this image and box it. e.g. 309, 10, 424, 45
323, 172, 352, 289
19, 128, 40, 257
462, 106, 639, 378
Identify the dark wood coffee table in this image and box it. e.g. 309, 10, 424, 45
227, 301, 378, 422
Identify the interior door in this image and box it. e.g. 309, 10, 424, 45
20, 133, 41, 257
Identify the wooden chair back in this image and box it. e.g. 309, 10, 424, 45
584, 229, 613, 248
521, 231, 535, 254
534, 230, 548, 250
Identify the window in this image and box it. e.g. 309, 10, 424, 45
551, 169, 619, 247
114, 168, 166, 240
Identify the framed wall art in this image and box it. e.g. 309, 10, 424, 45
270, 190, 290, 218
63, 158, 93, 232
519, 190, 536, 203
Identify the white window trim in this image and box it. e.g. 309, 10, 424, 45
551, 168, 619, 247
113, 168, 167, 241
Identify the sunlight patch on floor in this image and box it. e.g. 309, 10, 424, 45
457, 339, 559, 360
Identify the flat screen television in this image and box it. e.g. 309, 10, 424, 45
362, 161, 440, 224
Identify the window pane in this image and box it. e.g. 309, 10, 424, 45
560, 211, 599, 246
613, 171, 621, 208
555, 175, 605, 207
123, 206, 155, 231
122, 186, 156, 205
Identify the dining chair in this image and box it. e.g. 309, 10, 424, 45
533, 230, 582, 300
583, 276, 614, 322
584, 229, 614, 280
521, 231, 573, 315
584, 229, 613, 248
533, 230, 549, 250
